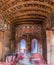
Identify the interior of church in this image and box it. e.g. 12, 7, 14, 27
0, 0, 54, 65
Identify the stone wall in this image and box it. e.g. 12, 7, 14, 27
0, 31, 4, 60
46, 30, 54, 63
0, 14, 12, 60
3, 23, 11, 58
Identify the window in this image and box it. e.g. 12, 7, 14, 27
20, 39, 26, 53
31, 39, 38, 53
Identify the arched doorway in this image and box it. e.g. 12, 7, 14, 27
15, 24, 47, 61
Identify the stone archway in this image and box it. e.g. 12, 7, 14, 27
15, 23, 47, 61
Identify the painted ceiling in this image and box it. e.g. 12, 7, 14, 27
0, 0, 54, 27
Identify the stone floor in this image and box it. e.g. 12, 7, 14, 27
0, 53, 46, 65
